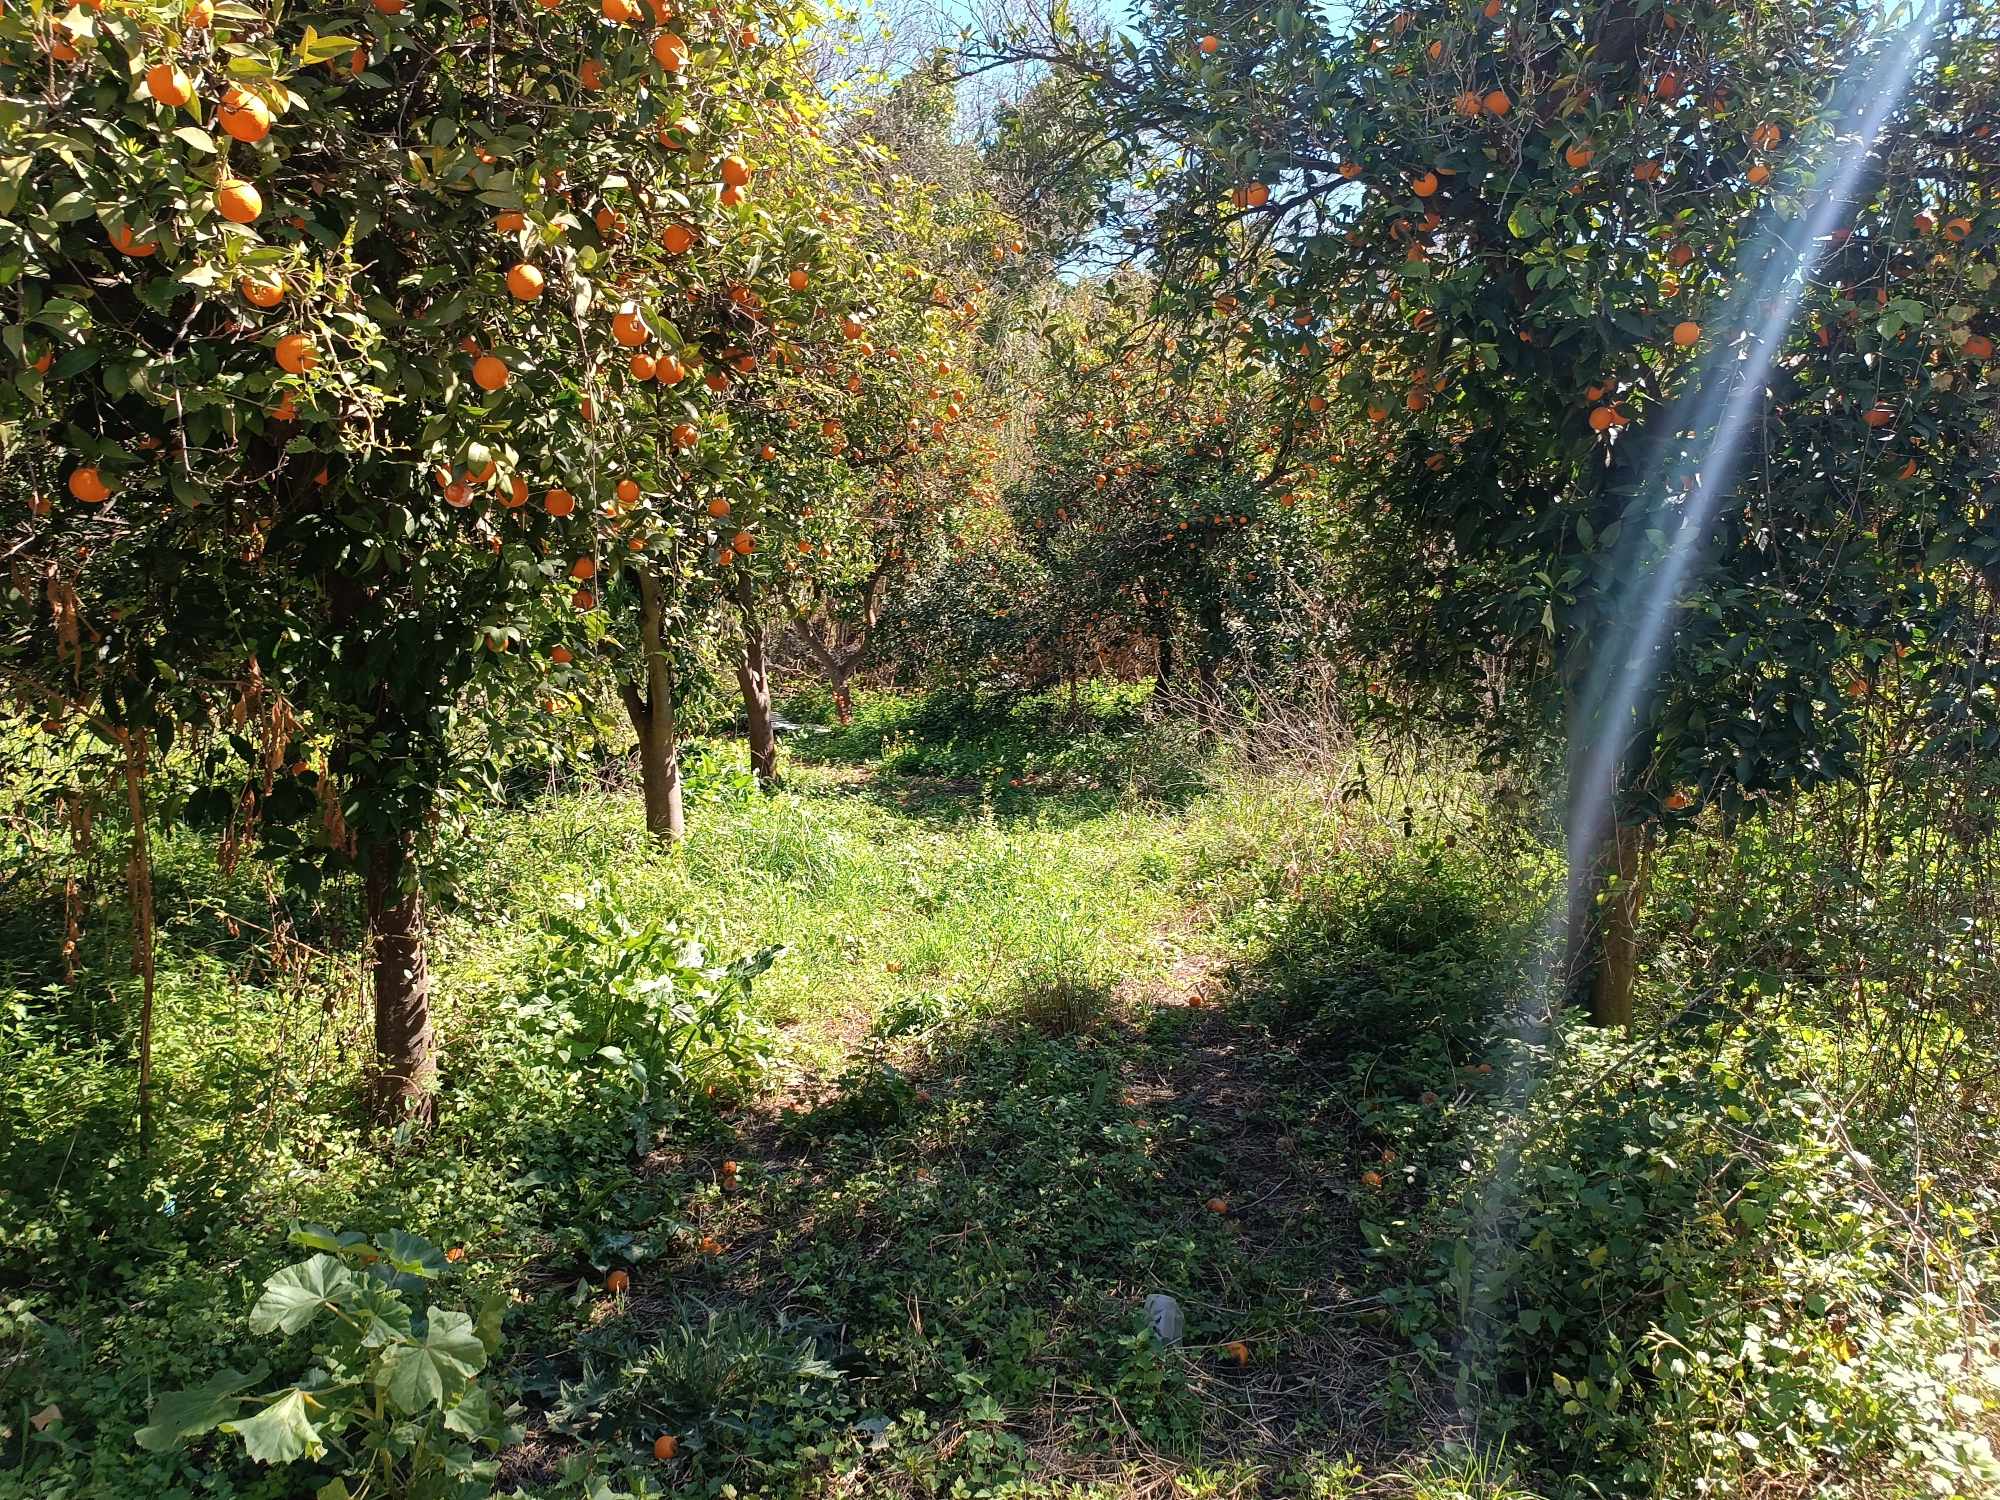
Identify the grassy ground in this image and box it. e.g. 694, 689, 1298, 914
2, 689, 1994, 1500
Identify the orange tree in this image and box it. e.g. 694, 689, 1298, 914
597, 99, 1012, 788
1, 0, 800, 1119
1006, 277, 1338, 713
998, 0, 2000, 1021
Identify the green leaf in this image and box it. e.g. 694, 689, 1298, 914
378, 1309, 486, 1413
1506, 201, 1541, 239
174, 126, 217, 154
375, 1229, 446, 1278
223, 1389, 321, 1464
134, 1369, 259, 1451
249, 1255, 357, 1336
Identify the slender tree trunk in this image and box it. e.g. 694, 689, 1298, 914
121, 732, 156, 1155
622, 569, 685, 842
1590, 822, 1649, 1027
1194, 652, 1221, 742
734, 574, 777, 787
1559, 650, 1658, 1028
1154, 626, 1175, 695
363, 829, 433, 1124
831, 668, 854, 726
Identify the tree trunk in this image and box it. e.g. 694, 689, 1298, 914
363, 831, 434, 1124
1559, 656, 1659, 1028
121, 732, 156, 1155
831, 668, 854, 726
622, 568, 685, 842
734, 574, 777, 787
1589, 821, 1649, 1027
1154, 625, 1175, 694
1194, 652, 1221, 742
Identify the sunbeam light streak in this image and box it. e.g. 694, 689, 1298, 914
1447, 0, 1942, 1439
1563, 4, 1941, 942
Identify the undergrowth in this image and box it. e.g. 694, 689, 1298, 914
2, 691, 1994, 1500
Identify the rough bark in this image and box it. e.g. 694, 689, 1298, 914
1589, 821, 1650, 1027
620, 568, 685, 842
363, 831, 434, 1124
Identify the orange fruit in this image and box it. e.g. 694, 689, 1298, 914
605, 1269, 630, 1294
731, 529, 754, 553
1861, 403, 1895, 428
1663, 790, 1693, 811
707, 497, 731, 518
1634, 159, 1662, 183
1564, 141, 1593, 169
217, 179, 263, 224
717, 546, 736, 566
505, 475, 529, 507
506, 263, 545, 300
787, 268, 809, 291
1944, 217, 1972, 241
1454, 91, 1482, 118
472, 354, 509, 391
660, 223, 695, 255
1197, 33, 1218, 53
1224, 1340, 1250, 1366
110, 223, 159, 257
652, 32, 688, 70
146, 63, 193, 107
550, 645, 573, 664
615, 477, 641, 504
1746, 162, 1770, 185
579, 58, 607, 90
240, 274, 285, 307
1588, 405, 1618, 432
569, 557, 597, 580
1245, 181, 1269, 207
274, 333, 316, 373
68, 467, 113, 503
653, 1434, 679, 1461
1411, 172, 1439, 197
1483, 88, 1510, 115
655, 354, 686, 385
719, 155, 752, 188
671, 422, 699, 449
1962, 334, 1994, 359
1206, 1196, 1228, 1214
601, 0, 635, 19
629, 352, 657, 380
218, 88, 272, 143
544, 487, 577, 516
184, 0, 213, 26
495, 210, 527, 232
1654, 70, 1681, 99
611, 306, 649, 346
1671, 320, 1700, 347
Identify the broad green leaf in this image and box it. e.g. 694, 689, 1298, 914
174, 126, 217, 154
249, 1255, 357, 1336
223, 1389, 322, 1464
378, 1309, 485, 1413
375, 1229, 446, 1278
134, 1369, 259, 1451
